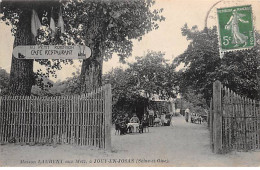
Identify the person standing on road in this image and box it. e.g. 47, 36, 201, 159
185, 108, 190, 122
124, 113, 131, 133
170, 115, 174, 126
147, 107, 154, 127
124, 113, 130, 124
141, 114, 149, 125
118, 115, 127, 135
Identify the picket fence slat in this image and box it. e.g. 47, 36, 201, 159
0, 85, 112, 150
0, 97, 3, 142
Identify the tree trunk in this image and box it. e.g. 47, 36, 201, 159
8, 10, 35, 96
80, 41, 103, 93
79, 16, 106, 94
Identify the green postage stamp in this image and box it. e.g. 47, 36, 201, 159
217, 5, 255, 54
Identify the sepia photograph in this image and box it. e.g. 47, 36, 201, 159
0, 0, 259, 167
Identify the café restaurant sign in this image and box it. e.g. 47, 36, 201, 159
13, 45, 91, 59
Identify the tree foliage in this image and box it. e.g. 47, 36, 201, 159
0, 0, 74, 93
0, 0, 165, 94
173, 24, 260, 105
63, 0, 165, 61
127, 51, 177, 99
0, 68, 10, 95
63, 0, 165, 93
103, 67, 148, 119
103, 51, 178, 119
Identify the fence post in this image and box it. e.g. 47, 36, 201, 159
208, 102, 210, 128
256, 101, 259, 149
209, 98, 214, 152
243, 97, 248, 151
0, 96, 2, 143
104, 84, 112, 151
213, 80, 223, 154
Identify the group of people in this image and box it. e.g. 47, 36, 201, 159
147, 108, 168, 127
115, 113, 149, 135
190, 113, 203, 124
115, 107, 172, 135
185, 108, 203, 124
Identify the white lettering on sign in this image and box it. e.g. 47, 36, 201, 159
13, 45, 91, 60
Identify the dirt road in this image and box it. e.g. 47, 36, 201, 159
0, 116, 260, 167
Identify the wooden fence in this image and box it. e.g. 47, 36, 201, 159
0, 84, 112, 150
209, 81, 260, 154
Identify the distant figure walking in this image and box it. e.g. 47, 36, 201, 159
185, 108, 190, 123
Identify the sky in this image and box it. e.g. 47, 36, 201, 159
0, 0, 260, 82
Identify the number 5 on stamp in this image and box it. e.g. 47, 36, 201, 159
217, 5, 255, 55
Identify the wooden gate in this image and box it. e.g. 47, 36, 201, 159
0, 85, 112, 150
209, 81, 260, 154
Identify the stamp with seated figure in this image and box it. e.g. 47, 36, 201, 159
217, 5, 255, 56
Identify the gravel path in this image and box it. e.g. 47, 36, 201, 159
0, 116, 259, 167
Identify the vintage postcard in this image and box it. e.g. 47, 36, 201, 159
0, 0, 260, 167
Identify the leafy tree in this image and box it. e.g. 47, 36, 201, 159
178, 87, 209, 116
175, 97, 208, 116
31, 69, 81, 96
0, 67, 10, 95
0, 0, 68, 95
1, 0, 165, 95
63, 0, 165, 93
127, 51, 177, 100
103, 51, 178, 120
173, 24, 260, 106
49, 69, 81, 96
180, 87, 208, 109
103, 67, 148, 121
